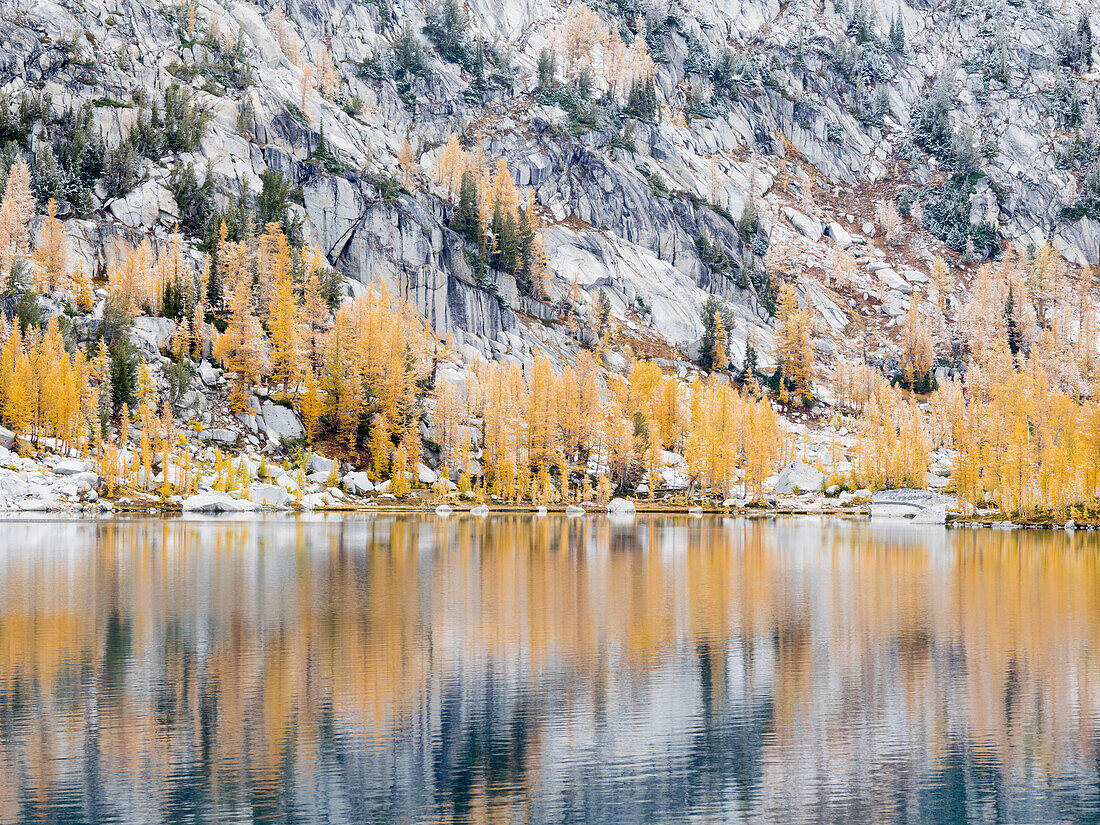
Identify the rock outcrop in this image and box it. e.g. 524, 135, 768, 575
772, 461, 826, 496
182, 491, 260, 513
869, 489, 954, 524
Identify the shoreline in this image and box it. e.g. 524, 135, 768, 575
3, 500, 1092, 530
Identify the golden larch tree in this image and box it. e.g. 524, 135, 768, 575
0, 156, 34, 268
33, 199, 69, 293
776, 283, 814, 405
214, 279, 269, 412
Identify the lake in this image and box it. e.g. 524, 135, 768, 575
0, 515, 1097, 824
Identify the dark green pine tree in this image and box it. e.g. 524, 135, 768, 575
742, 340, 758, 380
1079, 13, 1094, 71
1005, 285, 1022, 358
489, 203, 519, 273
453, 171, 480, 245
888, 15, 905, 53
501, 212, 519, 273
625, 75, 658, 121
515, 206, 536, 289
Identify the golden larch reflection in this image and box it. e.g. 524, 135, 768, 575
0, 516, 1097, 824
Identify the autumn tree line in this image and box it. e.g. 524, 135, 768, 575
5, 130, 1100, 514
0, 150, 793, 503
824, 243, 1100, 518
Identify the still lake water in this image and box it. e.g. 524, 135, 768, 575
0, 515, 1098, 824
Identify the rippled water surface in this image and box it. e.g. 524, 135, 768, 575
0, 515, 1099, 824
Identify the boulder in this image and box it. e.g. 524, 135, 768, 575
182, 491, 259, 513
308, 454, 335, 475
435, 504, 453, 515
926, 472, 949, 489
882, 294, 909, 317
299, 492, 326, 510
68, 471, 101, 490
565, 504, 586, 516
869, 489, 952, 523
771, 461, 825, 496
52, 458, 87, 475
198, 361, 222, 386
343, 471, 375, 495
203, 428, 237, 446
470, 504, 489, 516
606, 498, 636, 516
262, 401, 305, 442
826, 222, 853, 249
911, 502, 948, 524
417, 463, 438, 485
0, 470, 29, 498
132, 317, 175, 352
782, 207, 823, 242
688, 505, 704, 515
20, 498, 60, 512
875, 267, 913, 293
658, 466, 691, 490
248, 483, 291, 507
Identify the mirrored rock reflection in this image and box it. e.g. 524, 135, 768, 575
0, 516, 1098, 824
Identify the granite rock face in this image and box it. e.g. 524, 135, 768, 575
261, 402, 306, 443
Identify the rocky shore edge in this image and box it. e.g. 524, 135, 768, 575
0, 439, 1089, 531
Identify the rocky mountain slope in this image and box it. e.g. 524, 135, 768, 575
5, 0, 1097, 352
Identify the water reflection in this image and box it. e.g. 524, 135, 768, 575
0, 516, 1098, 824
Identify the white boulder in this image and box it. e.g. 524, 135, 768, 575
308, 454, 335, 475
343, 472, 375, 495
0, 470, 29, 498
827, 222, 853, 249
262, 401, 305, 442
782, 207, 824, 241
869, 489, 953, 523
772, 461, 825, 496
52, 458, 88, 475
299, 492, 326, 510
198, 361, 221, 386
248, 483, 291, 508
182, 491, 259, 513
417, 463, 437, 485
20, 498, 60, 512
606, 498, 636, 516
